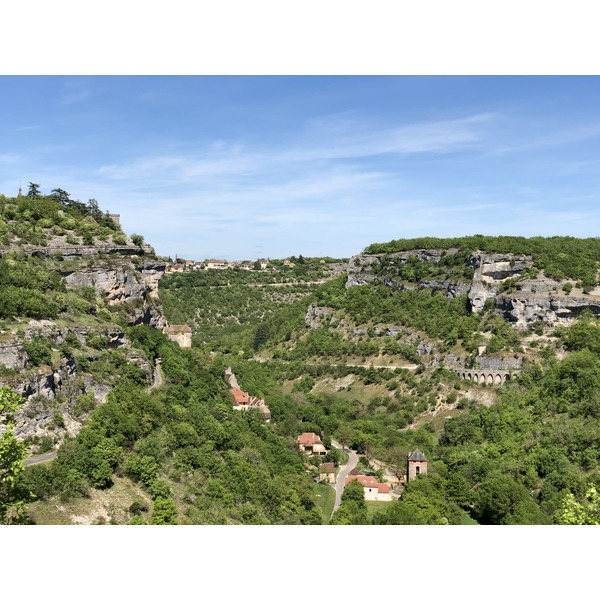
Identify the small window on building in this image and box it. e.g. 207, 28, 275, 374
416, 466, 420, 474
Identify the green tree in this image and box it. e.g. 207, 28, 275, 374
27, 182, 41, 199
554, 485, 600, 524
253, 324, 270, 351
335, 426, 353, 450
50, 188, 70, 206
151, 497, 178, 524
0, 387, 34, 524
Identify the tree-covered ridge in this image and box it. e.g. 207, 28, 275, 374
0, 187, 124, 248
20, 326, 323, 525
364, 235, 600, 284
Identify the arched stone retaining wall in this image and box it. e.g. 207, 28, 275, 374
453, 369, 520, 385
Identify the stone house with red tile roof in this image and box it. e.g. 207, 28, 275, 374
296, 432, 327, 456
319, 462, 336, 483
225, 367, 271, 421
345, 474, 391, 501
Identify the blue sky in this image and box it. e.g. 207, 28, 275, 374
2, 76, 600, 261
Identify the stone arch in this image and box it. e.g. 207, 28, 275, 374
494, 373, 502, 385
487, 374, 493, 385
467, 372, 472, 381
504, 373, 511, 382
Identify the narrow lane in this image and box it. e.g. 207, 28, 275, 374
23, 451, 57, 467
330, 439, 359, 511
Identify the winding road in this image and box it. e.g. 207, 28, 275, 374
330, 440, 359, 511
147, 359, 163, 393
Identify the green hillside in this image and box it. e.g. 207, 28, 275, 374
7, 224, 600, 525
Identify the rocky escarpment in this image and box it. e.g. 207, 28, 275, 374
467, 252, 533, 312
63, 258, 168, 330
0, 316, 153, 447
347, 249, 600, 329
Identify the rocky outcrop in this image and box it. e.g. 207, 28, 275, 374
63, 258, 168, 329
420, 279, 471, 299
496, 292, 600, 327
389, 248, 458, 264
346, 254, 381, 288
305, 305, 334, 328
0, 341, 27, 370
63, 258, 165, 305
1, 238, 157, 261
467, 252, 533, 313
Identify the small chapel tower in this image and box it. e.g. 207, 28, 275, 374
17, 186, 23, 198
407, 449, 428, 482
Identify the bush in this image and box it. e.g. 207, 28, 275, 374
131, 234, 144, 247
25, 337, 52, 366
53, 412, 65, 428
129, 498, 149, 515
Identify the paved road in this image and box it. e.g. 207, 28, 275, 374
147, 360, 163, 393
23, 451, 57, 467
331, 440, 359, 511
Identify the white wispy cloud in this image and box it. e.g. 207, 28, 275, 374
95, 112, 495, 184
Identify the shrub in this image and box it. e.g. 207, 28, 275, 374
131, 234, 144, 247
25, 336, 52, 366
129, 498, 149, 515
53, 412, 65, 428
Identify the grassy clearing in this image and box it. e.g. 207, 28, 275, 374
27, 475, 150, 525
366, 500, 390, 520
313, 482, 336, 524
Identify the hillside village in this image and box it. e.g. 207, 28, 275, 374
166, 257, 287, 273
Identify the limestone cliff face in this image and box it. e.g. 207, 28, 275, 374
467, 252, 533, 313
347, 249, 600, 328
346, 254, 381, 288
64, 258, 168, 329
64, 259, 165, 304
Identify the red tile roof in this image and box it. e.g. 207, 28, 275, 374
232, 387, 249, 406
297, 432, 323, 446
319, 462, 335, 473
345, 475, 389, 495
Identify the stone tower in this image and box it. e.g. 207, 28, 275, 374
407, 449, 428, 482
17, 186, 23, 198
